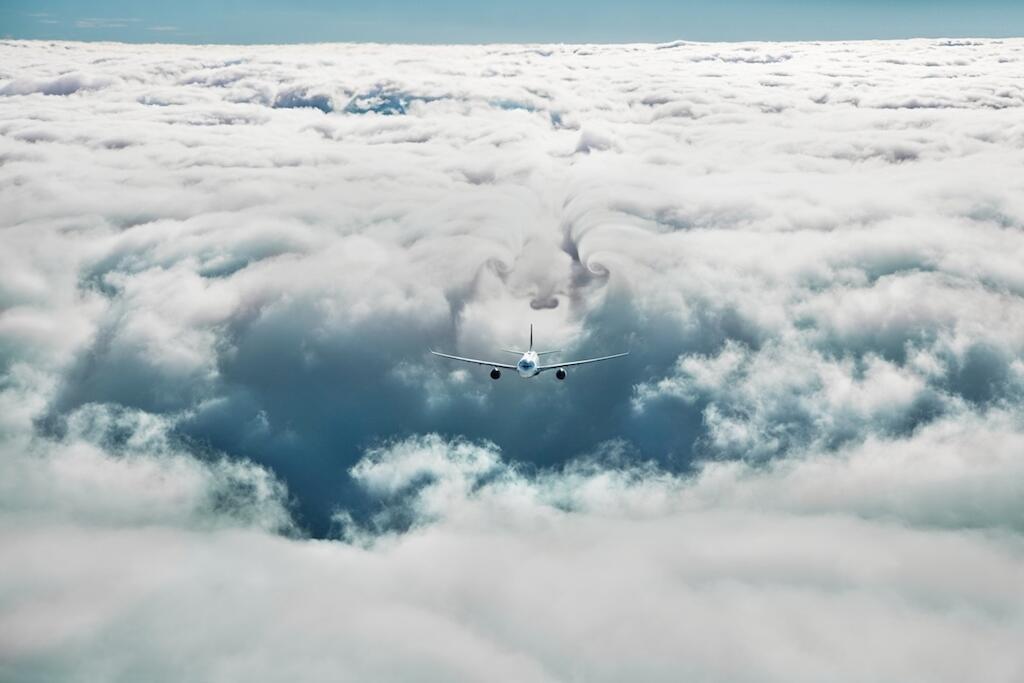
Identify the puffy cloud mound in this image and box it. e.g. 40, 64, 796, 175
0, 72, 114, 96
1, 37, 1024, 680
1, 429, 1022, 681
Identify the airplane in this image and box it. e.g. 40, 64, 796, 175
430, 324, 628, 380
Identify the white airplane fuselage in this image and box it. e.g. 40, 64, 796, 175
515, 351, 541, 378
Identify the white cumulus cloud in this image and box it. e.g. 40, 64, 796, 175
1, 37, 1024, 681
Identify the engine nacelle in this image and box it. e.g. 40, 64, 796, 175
490, 368, 501, 380
555, 367, 567, 380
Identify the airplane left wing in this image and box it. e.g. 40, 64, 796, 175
430, 350, 516, 369
538, 352, 629, 370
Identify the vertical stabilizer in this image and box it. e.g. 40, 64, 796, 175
530, 324, 534, 351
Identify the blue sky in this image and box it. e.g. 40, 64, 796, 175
3, 0, 1024, 43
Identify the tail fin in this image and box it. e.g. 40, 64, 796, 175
529, 324, 533, 351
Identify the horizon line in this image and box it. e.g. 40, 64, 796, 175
3, 35, 1022, 49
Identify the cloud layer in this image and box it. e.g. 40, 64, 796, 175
2, 425, 1022, 682
1, 38, 1023, 680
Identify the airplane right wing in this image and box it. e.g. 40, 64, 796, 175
430, 350, 517, 369
537, 352, 629, 370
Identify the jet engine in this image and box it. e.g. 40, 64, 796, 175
555, 368, 567, 380
490, 368, 501, 380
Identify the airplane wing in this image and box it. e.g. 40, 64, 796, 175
430, 350, 516, 369
538, 352, 629, 371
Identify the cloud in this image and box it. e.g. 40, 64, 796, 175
1, 37, 1024, 679
1, 426, 1022, 681
272, 87, 333, 113
0, 73, 114, 96
0, 39, 1021, 520
74, 18, 141, 30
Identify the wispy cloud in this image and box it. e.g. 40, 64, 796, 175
24, 11, 58, 24
74, 17, 141, 29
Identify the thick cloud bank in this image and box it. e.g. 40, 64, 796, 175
1, 38, 1024, 680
